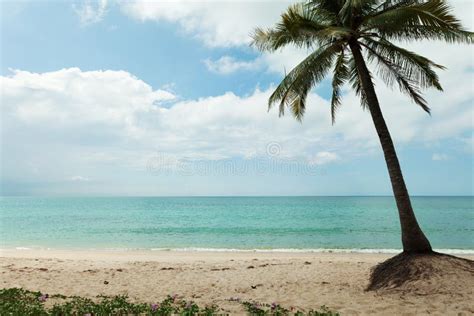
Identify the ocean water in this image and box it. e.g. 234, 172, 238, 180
0, 196, 472, 252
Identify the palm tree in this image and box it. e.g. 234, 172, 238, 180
252, 0, 472, 253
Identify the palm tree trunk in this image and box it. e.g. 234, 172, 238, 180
349, 40, 432, 253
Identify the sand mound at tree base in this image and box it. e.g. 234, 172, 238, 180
367, 252, 474, 294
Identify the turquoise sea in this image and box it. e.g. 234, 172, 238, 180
0, 196, 472, 252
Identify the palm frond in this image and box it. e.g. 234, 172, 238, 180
369, 0, 423, 16
252, 3, 348, 52
348, 56, 370, 109
339, 0, 379, 27
307, 0, 345, 16
254, 0, 472, 122
363, 37, 445, 90
362, 0, 474, 43
331, 50, 350, 124
363, 43, 430, 113
269, 41, 343, 121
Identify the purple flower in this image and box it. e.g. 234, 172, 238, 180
38, 294, 48, 302
151, 303, 159, 312
271, 302, 277, 310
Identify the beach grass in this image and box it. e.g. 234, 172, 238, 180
0, 288, 339, 316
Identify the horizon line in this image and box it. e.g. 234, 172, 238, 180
1, 195, 473, 198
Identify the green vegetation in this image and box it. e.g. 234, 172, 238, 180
241, 301, 339, 316
0, 288, 338, 316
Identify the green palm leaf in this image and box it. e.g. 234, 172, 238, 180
331, 50, 350, 124
362, 37, 444, 90
269, 42, 342, 121
307, 0, 345, 16
363, 42, 430, 112
362, 0, 474, 43
348, 56, 369, 108
252, 3, 347, 51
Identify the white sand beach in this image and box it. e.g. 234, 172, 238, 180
1, 249, 473, 315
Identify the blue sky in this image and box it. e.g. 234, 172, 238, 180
1, 0, 473, 196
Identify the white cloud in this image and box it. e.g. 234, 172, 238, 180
432, 153, 450, 161
70, 175, 91, 182
118, 0, 313, 76
1, 68, 176, 185
203, 46, 310, 76
260, 47, 311, 75
1, 65, 472, 189
74, 0, 108, 25
120, 0, 292, 47
204, 56, 262, 74
309, 152, 340, 166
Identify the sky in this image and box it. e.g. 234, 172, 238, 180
0, 0, 473, 196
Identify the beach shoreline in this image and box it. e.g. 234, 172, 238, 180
0, 248, 403, 262
1, 249, 473, 315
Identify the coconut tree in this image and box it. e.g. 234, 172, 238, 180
252, 0, 472, 254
